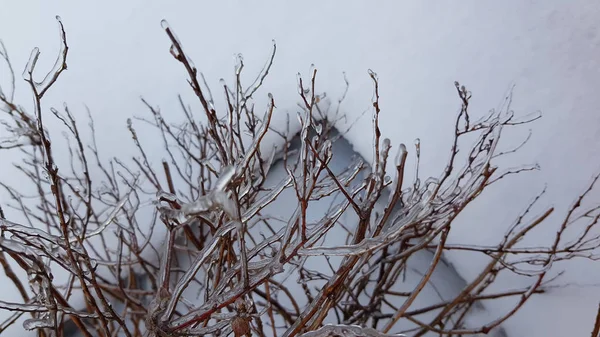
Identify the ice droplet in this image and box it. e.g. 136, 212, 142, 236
160, 19, 170, 30
395, 143, 407, 166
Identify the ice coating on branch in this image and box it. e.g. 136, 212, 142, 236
380, 138, 392, 169
161, 222, 237, 322
156, 190, 181, 204
169, 45, 181, 59
298, 202, 431, 256
213, 190, 239, 220
296, 72, 308, 95
84, 186, 134, 239
367, 69, 378, 80
178, 193, 212, 216
186, 320, 230, 335
296, 110, 303, 126
299, 324, 404, 337
235, 53, 244, 75
242, 175, 292, 221
315, 123, 323, 135
214, 165, 235, 191
382, 138, 390, 149
21, 16, 66, 96
162, 18, 193, 66
0, 126, 41, 148
0, 237, 39, 256
1, 218, 63, 245
414, 137, 420, 148
22, 47, 40, 81
395, 143, 407, 167
0, 301, 46, 312
23, 316, 54, 331
160, 19, 170, 30
170, 261, 282, 328
159, 165, 240, 221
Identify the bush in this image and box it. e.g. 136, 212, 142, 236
1, 17, 599, 337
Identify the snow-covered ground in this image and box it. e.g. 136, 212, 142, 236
1, 1, 600, 336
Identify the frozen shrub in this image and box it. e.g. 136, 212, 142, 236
1, 17, 599, 337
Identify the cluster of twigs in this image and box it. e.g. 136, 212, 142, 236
1, 17, 600, 337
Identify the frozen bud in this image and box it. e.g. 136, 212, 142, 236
231, 316, 251, 337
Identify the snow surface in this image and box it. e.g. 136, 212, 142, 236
1, 1, 600, 336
